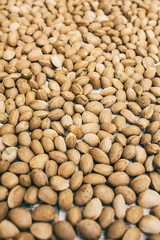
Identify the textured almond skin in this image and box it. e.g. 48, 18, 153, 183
77, 219, 101, 240
53, 221, 75, 240
74, 184, 93, 206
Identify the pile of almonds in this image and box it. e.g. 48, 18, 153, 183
0, 0, 160, 239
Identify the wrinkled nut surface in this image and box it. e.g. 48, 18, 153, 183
0, 0, 160, 239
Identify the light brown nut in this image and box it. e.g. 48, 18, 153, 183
0, 186, 8, 201
58, 161, 76, 179
109, 142, 123, 164
30, 222, 52, 240
7, 31, 19, 47
115, 186, 136, 204
15, 232, 35, 240
130, 174, 151, 193
93, 185, 114, 205
82, 111, 99, 124
0, 201, 8, 221
151, 206, 160, 219
0, 124, 15, 135
24, 186, 38, 205
135, 146, 147, 163
126, 205, 144, 224
122, 227, 141, 240
49, 151, 67, 164
139, 215, 160, 234
137, 190, 160, 208
32, 204, 56, 222
30, 154, 49, 170
112, 115, 126, 131
66, 206, 82, 227
45, 160, 57, 178
83, 198, 102, 220
106, 220, 126, 239
74, 184, 93, 206
0, 137, 6, 152
108, 172, 130, 187
2, 134, 18, 147
113, 194, 126, 219
120, 109, 136, 123
0, 220, 19, 239
67, 149, 80, 165
77, 219, 101, 240
58, 188, 73, 211
80, 153, 93, 175
38, 186, 57, 205
101, 122, 117, 134
136, 95, 151, 108
8, 207, 32, 230
30, 169, 48, 187
9, 162, 29, 174
53, 221, 75, 240
18, 146, 34, 163
145, 143, 160, 155
65, 133, 77, 149
153, 129, 160, 143
0, 160, 10, 174
99, 137, 112, 153
148, 234, 160, 240
7, 185, 26, 209
99, 109, 112, 123
54, 136, 67, 152
149, 172, 160, 192
50, 176, 69, 191
90, 148, 109, 164
68, 124, 82, 139
70, 171, 83, 191
83, 133, 100, 147
123, 125, 141, 136
93, 164, 113, 177
98, 206, 114, 229
18, 131, 31, 147
126, 162, 145, 177
76, 141, 90, 153
83, 173, 106, 185
19, 174, 31, 187
153, 153, 160, 168
85, 101, 104, 115
41, 137, 54, 152
128, 102, 142, 115
123, 145, 136, 160
28, 50, 43, 62
1, 172, 19, 189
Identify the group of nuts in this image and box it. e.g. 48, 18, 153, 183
0, 0, 160, 239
